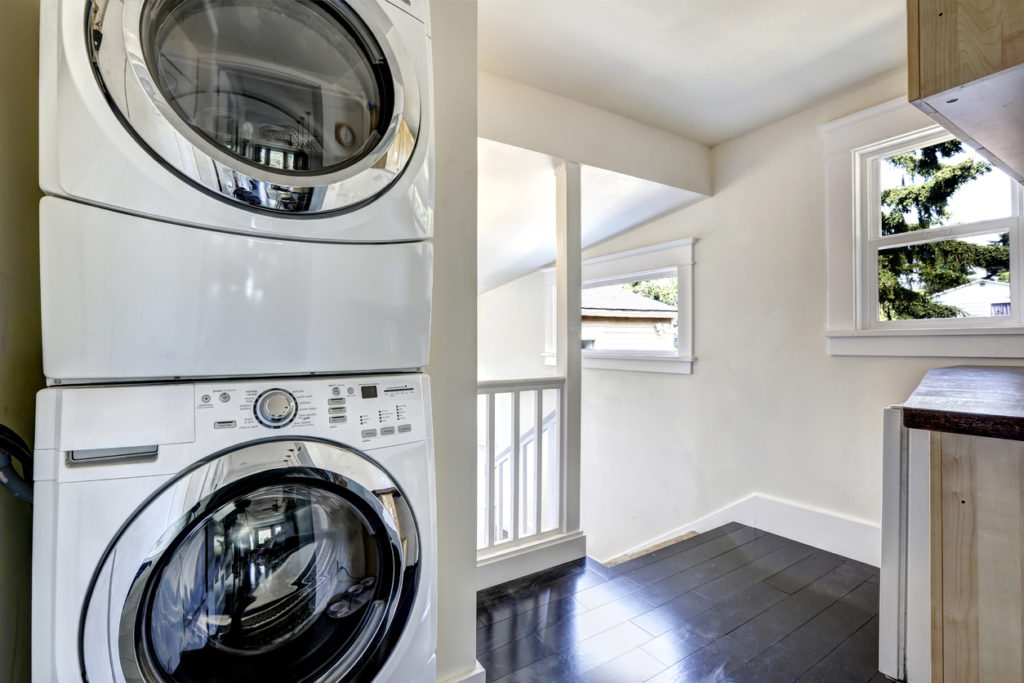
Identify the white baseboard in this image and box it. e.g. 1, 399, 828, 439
440, 660, 486, 683
603, 494, 880, 567
476, 531, 587, 590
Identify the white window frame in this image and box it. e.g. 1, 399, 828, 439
822, 98, 1024, 357
543, 238, 695, 374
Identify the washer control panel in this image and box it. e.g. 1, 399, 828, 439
195, 375, 427, 446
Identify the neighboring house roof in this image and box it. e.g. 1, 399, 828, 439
931, 278, 1010, 299
582, 285, 677, 319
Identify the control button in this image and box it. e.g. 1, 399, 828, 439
201, 394, 211, 404
329, 407, 347, 415
254, 389, 298, 429
329, 398, 346, 406
347, 387, 355, 395
398, 424, 412, 434
214, 420, 237, 430
219, 392, 231, 403
332, 387, 341, 396
381, 426, 396, 436
330, 415, 348, 424
361, 429, 377, 438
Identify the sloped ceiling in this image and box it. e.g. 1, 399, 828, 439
478, 138, 704, 292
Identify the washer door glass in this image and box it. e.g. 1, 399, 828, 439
142, 0, 389, 176
79, 439, 421, 683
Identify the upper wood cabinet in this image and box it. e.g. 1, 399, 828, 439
907, 0, 1024, 183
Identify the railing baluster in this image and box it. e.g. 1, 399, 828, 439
512, 391, 520, 543
559, 384, 567, 533
486, 391, 496, 549
534, 388, 543, 537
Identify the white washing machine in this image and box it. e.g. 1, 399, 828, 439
31, 374, 437, 683
40, 0, 433, 241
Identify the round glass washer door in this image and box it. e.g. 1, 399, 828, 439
80, 439, 421, 683
87, 0, 421, 215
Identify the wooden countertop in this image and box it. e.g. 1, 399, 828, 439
902, 366, 1024, 441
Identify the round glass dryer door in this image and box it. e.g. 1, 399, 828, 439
80, 439, 421, 682
88, 0, 421, 214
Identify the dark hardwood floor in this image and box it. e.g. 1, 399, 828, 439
476, 523, 887, 682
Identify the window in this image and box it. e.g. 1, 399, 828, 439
544, 239, 695, 374
864, 132, 1017, 326
822, 99, 1024, 357
582, 272, 678, 353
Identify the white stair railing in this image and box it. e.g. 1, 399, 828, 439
477, 377, 567, 555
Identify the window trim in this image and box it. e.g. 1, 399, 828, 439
543, 239, 696, 374
822, 98, 1024, 357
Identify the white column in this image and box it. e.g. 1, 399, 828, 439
555, 161, 582, 534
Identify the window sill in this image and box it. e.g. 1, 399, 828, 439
543, 352, 694, 374
825, 327, 1024, 357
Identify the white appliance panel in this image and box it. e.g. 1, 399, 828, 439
40, 198, 432, 382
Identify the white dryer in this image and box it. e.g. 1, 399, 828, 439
32, 374, 436, 683
41, 0, 433, 242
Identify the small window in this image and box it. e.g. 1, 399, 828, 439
582, 273, 678, 353
544, 239, 695, 374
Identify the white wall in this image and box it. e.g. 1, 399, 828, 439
428, 1, 480, 680
0, 1, 41, 680
478, 271, 555, 381
577, 67, 1024, 562
479, 71, 712, 196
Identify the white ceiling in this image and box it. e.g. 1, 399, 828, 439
478, 138, 704, 292
478, 0, 905, 146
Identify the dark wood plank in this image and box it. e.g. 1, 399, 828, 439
723, 560, 876, 664
620, 526, 759, 587
537, 593, 653, 652
795, 632, 882, 683
496, 621, 652, 682
901, 365, 1024, 441
763, 549, 847, 595
477, 596, 587, 655
693, 539, 815, 603
726, 578, 878, 682
477, 634, 554, 681
635, 533, 790, 606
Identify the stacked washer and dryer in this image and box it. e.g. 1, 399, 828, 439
32, 1, 437, 682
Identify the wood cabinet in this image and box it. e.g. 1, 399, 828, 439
929, 431, 1024, 682
907, 0, 1024, 183
902, 366, 1024, 682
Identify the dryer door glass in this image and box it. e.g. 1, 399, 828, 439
142, 0, 391, 176
79, 439, 421, 683
88, 0, 421, 215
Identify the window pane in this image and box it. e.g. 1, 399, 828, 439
880, 140, 1013, 236
581, 274, 678, 352
878, 232, 1010, 321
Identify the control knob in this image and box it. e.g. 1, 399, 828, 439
255, 389, 297, 428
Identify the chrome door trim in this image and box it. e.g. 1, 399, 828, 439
78, 437, 422, 683
87, 0, 421, 216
